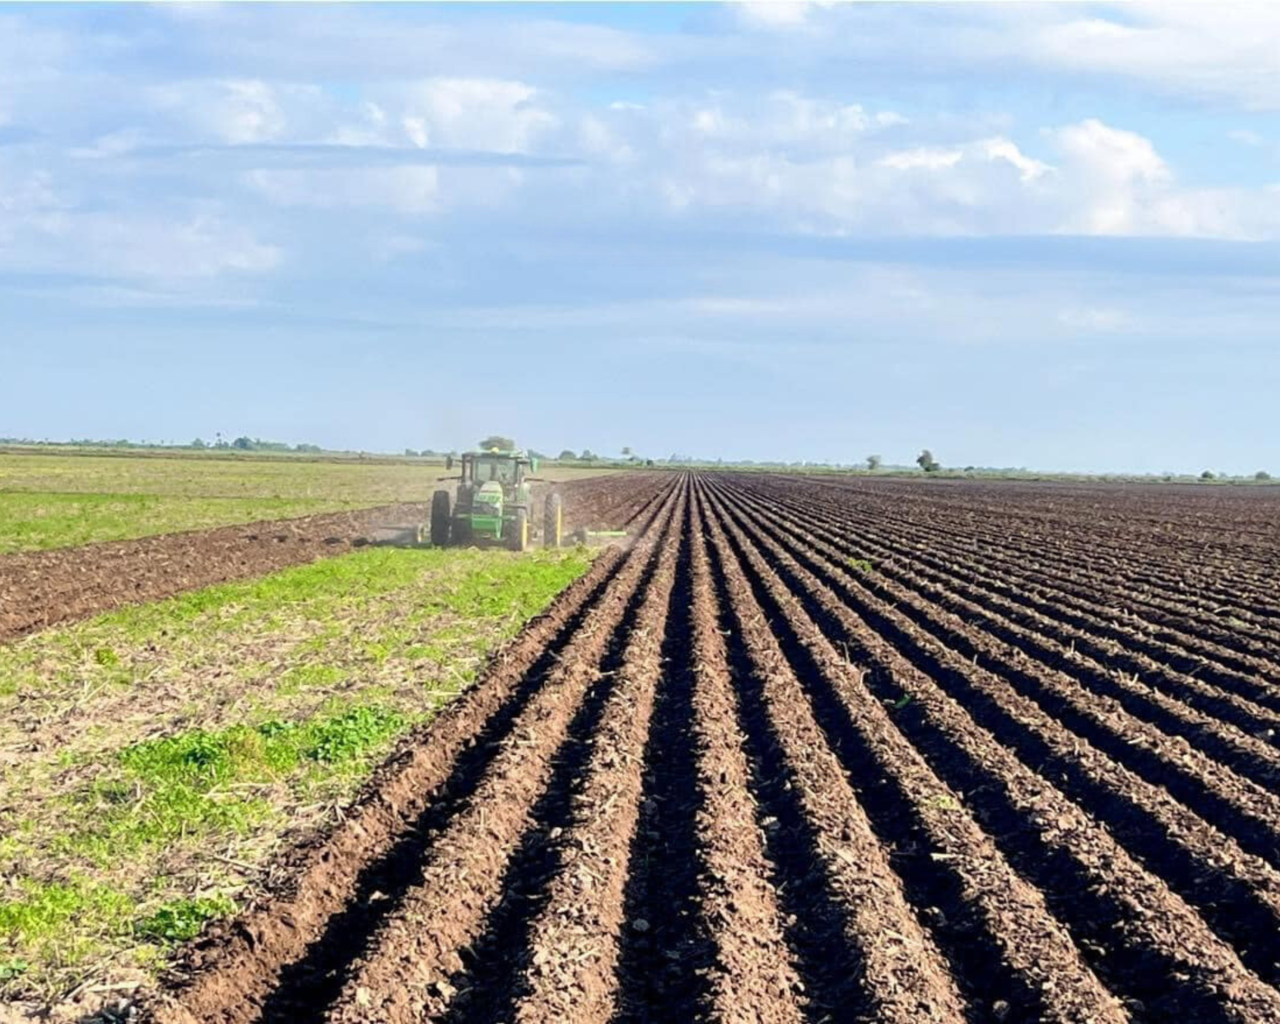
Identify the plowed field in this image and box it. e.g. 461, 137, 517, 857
140, 472, 1280, 1024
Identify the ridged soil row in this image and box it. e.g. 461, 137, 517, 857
802, 475, 1280, 589
698, 486, 1128, 1023
324, 484, 688, 1023
666, 487, 806, 1023
705, 485, 1280, 1023
561, 473, 673, 535
742, 478, 1280, 688
715, 481, 1280, 989
797, 478, 1280, 629
723, 478, 1280, 821
834, 485, 1280, 691
462, 484, 690, 1024
726, 480, 1280, 789
145, 538, 633, 1024
784, 475, 1280, 625
695, 484, 969, 1022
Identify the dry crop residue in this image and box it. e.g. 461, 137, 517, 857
137, 472, 1280, 1024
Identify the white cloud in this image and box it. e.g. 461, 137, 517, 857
879, 147, 963, 172
735, 2, 834, 31
1026, 7, 1280, 111
0, 205, 281, 282
980, 138, 1051, 183
1228, 129, 1263, 147
148, 79, 329, 144
1058, 305, 1134, 333
395, 78, 557, 153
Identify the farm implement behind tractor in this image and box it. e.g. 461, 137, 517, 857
424, 450, 563, 551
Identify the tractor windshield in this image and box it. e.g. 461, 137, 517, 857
471, 457, 517, 485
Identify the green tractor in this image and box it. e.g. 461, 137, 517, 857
425, 450, 563, 551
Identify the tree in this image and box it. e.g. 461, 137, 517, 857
232, 436, 255, 451
190, 438, 207, 449
621, 446, 633, 458
1200, 470, 1215, 480
478, 435, 515, 451
916, 449, 940, 473
580, 449, 596, 460
404, 448, 418, 457
1256, 470, 1272, 481
866, 454, 882, 471
558, 449, 576, 461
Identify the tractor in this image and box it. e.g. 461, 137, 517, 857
425, 450, 563, 551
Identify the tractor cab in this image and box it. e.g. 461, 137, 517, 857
460, 451, 530, 490
427, 449, 560, 551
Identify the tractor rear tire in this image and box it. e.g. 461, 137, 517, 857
544, 493, 563, 548
430, 490, 452, 547
510, 509, 529, 552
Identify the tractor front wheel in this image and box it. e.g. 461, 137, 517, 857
544, 493, 563, 548
430, 490, 452, 546
510, 508, 529, 552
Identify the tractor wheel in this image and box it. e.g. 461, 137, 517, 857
510, 509, 529, 552
430, 490, 452, 546
544, 494, 563, 548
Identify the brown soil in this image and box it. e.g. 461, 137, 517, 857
95, 471, 1280, 1023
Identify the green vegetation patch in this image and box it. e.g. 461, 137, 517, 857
0, 544, 591, 1002
0, 491, 359, 555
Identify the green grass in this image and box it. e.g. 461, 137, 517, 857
0, 544, 592, 1002
0, 491, 361, 555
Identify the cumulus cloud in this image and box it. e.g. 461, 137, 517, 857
394, 78, 557, 153
734, 2, 835, 31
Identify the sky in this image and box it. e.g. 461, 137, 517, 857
2, 3, 1279, 474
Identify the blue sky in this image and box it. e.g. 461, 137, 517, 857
2, 3, 1279, 473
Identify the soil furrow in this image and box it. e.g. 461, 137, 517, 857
742, 478, 1280, 692
700, 486, 1127, 1024
717, 479, 1280, 865
718, 481, 1280, 987
493, 485, 686, 1024
709, 488, 1280, 1023
699, 487, 969, 1023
